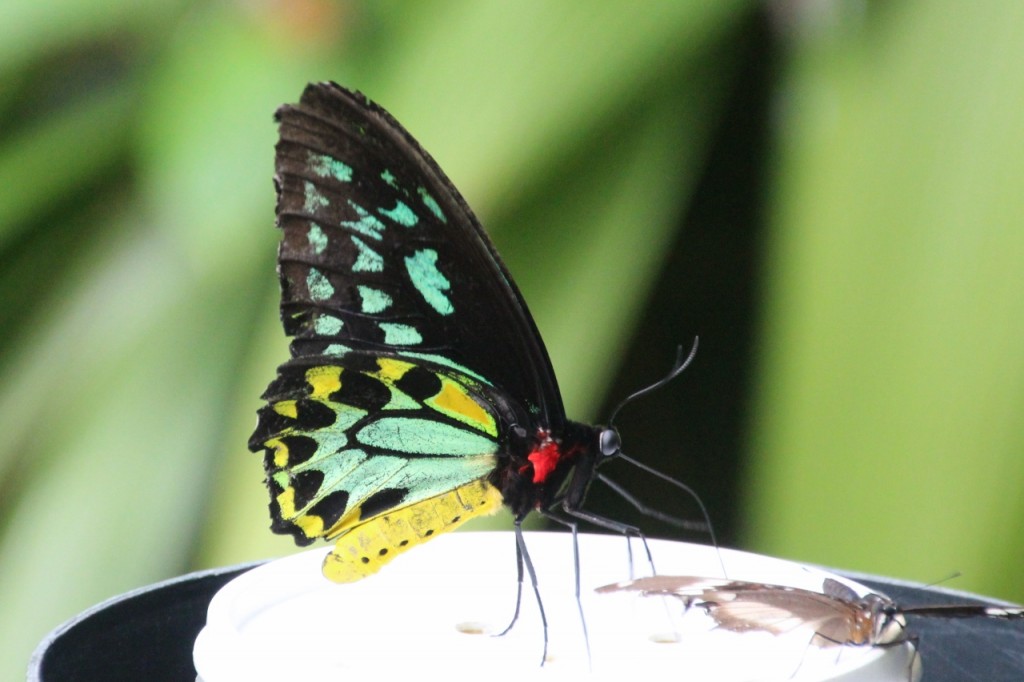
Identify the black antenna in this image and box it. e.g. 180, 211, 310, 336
609, 453, 725, 577
601, 336, 726, 576
607, 337, 699, 427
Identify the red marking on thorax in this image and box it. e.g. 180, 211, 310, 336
527, 440, 561, 484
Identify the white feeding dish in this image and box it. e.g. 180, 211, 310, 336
194, 532, 918, 681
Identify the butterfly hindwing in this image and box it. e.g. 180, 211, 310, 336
250, 352, 507, 576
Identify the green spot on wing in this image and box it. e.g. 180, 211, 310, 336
350, 236, 384, 273
324, 343, 352, 356
304, 182, 330, 213
306, 268, 335, 302
340, 201, 386, 240
286, 410, 367, 476
357, 286, 392, 314
379, 322, 422, 345
315, 314, 343, 335
379, 200, 418, 228
307, 223, 328, 255
405, 248, 453, 315
417, 187, 446, 223
397, 352, 490, 384
356, 417, 497, 456
309, 152, 353, 183
381, 385, 420, 410
318, 452, 407, 517
387, 456, 497, 497
381, 169, 398, 188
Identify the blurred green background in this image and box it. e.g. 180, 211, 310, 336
4, 0, 1024, 675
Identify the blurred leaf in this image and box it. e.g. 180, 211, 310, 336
499, 61, 733, 418
362, 1, 749, 214
0, 0, 186, 78
744, 0, 1024, 600
0, 85, 134, 247
0, 2, 336, 673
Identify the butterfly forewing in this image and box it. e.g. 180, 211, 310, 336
272, 83, 563, 426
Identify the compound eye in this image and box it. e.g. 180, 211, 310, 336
599, 428, 621, 457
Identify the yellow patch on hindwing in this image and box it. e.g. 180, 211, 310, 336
322, 479, 502, 582
275, 487, 324, 539
371, 357, 414, 383
266, 437, 290, 467
425, 377, 497, 436
272, 400, 298, 419
305, 365, 342, 398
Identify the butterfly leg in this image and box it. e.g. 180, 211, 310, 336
540, 508, 592, 668
495, 529, 524, 637
596, 472, 708, 532
557, 502, 658, 578
906, 638, 922, 682
882, 635, 921, 682
596, 471, 726, 577
495, 518, 549, 666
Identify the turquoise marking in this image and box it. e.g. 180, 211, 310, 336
418, 187, 446, 223
350, 236, 384, 273
379, 200, 418, 228
381, 169, 398, 188
294, 444, 362, 492
309, 152, 353, 183
405, 248, 454, 315
305, 429, 349, 462
323, 343, 352, 356
356, 417, 496, 456
272, 470, 290, 489
340, 201, 386, 240
326, 453, 412, 519
306, 268, 335, 302
381, 384, 420, 411
303, 181, 329, 213
307, 223, 328, 255
315, 314, 343, 335
357, 286, 392, 314
398, 351, 490, 384
287, 408, 368, 475
379, 322, 422, 345
389, 455, 496, 491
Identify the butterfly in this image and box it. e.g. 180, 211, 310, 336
248, 82, 707, 657
598, 574, 1024, 675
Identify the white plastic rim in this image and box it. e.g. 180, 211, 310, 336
194, 532, 919, 681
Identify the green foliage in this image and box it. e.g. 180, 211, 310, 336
742, 0, 1024, 601
4, 0, 1023, 677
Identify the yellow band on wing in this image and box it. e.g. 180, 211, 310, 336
305, 365, 342, 399
426, 377, 497, 437
322, 479, 502, 583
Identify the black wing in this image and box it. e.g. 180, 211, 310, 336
270, 82, 564, 429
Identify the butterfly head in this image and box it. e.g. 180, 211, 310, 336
860, 594, 908, 645
598, 427, 622, 460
